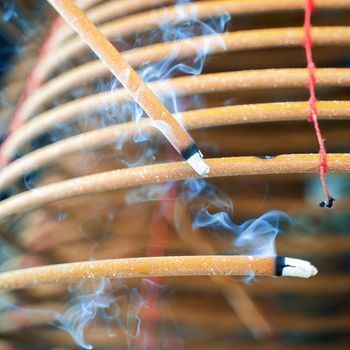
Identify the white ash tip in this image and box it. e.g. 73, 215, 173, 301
282, 257, 318, 278
187, 152, 210, 176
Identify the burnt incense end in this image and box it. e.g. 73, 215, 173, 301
275, 256, 318, 278
256, 155, 276, 159
319, 197, 335, 208
181, 143, 209, 176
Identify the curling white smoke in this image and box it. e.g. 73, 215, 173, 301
104, 6, 230, 167
181, 179, 291, 257
53, 279, 144, 349
0, 1, 294, 349
128, 179, 291, 258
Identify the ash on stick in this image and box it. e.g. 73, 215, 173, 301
46, 0, 209, 176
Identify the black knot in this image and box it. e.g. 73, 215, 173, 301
319, 197, 335, 208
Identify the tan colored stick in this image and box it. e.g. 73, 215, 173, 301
3, 67, 350, 162
19, 26, 350, 120
0, 255, 316, 292
0, 154, 349, 221
47, 0, 208, 175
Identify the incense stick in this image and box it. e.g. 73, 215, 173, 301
0, 153, 349, 221
0, 255, 317, 291
18, 26, 350, 122
38, 1, 350, 81
46, 0, 208, 176
3, 66, 350, 162
1, 101, 350, 191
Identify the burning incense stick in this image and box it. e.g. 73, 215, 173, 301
1, 101, 350, 192
0, 256, 317, 291
0, 153, 349, 221
46, 0, 209, 176
3, 66, 350, 163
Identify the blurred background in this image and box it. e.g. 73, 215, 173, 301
0, 1, 349, 349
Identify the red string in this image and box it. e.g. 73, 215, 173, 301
0, 18, 62, 166
304, 0, 333, 205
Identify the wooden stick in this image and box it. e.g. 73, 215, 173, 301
0, 154, 349, 220
3, 67, 350, 161
18, 26, 350, 121
0, 255, 316, 291
46, 0, 208, 175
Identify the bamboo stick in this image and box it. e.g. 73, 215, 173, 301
0, 255, 316, 291
46, 0, 208, 175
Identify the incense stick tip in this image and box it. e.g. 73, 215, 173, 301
281, 257, 318, 278
187, 152, 210, 176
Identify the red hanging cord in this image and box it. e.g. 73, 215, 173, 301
304, 0, 334, 208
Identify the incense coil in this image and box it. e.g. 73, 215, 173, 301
0, 101, 349, 192
14, 27, 350, 123
0, 154, 350, 221
35, 0, 350, 81
1, 0, 350, 349
3, 66, 350, 163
